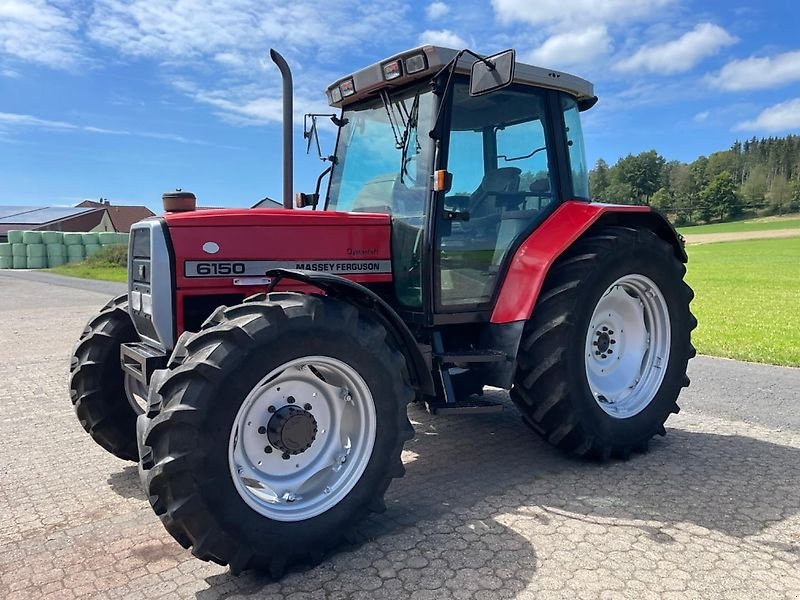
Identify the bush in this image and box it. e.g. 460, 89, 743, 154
86, 244, 128, 267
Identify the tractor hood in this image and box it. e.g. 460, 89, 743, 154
163, 208, 393, 291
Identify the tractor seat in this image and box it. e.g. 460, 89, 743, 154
467, 167, 522, 218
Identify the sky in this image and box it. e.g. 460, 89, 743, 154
1, 0, 799, 211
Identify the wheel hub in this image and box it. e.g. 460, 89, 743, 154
267, 405, 318, 455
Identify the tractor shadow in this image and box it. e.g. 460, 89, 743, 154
196, 395, 800, 598
107, 465, 143, 499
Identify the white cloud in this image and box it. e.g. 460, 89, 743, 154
708, 50, 800, 91
419, 29, 467, 49
615, 23, 737, 74
0, 0, 83, 68
694, 110, 709, 123
426, 2, 449, 19
526, 26, 611, 69
735, 98, 800, 132
0, 111, 213, 144
86, 0, 411, 124
491, 0, 673, 27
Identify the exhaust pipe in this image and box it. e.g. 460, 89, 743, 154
270, 49, 293, 209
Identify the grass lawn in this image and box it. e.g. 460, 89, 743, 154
48, 263, 127, 282
678, 214, 800, 235
685, 237, 800, 367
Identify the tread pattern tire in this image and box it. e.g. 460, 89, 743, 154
511, 226, 696, 459
70, 294, 141, 461
140, 292, 415, 575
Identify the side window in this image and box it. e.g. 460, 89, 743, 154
446, 129, 484, 201
562, 97, 589, 199
496, 119, 551, 209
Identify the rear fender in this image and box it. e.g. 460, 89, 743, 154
491, 201, 684, 325
484, 202, 684, 389
266, 269, 435, 396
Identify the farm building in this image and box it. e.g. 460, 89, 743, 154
0, 206, 114, 243
76, 199, 154, 233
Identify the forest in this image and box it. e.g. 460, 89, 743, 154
588, 135, 800, 225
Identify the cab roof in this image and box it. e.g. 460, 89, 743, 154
325, 46, 595, 109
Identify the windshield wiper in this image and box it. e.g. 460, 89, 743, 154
378, 89, 422, 184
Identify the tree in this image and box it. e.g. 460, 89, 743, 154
589, 159, 611, 200
650, 187, 672, 212
615, 151, 666, 203
768, 175, 791, 215
700, 171, 739, 222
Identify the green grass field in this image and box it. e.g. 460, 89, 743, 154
678, 215, 800, 235
686, 237, 800, 366
48, 263, 127, 282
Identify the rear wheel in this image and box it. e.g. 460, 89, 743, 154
69, 294, 142, 461
511, 226, 696, 459
140, 293, 415, 575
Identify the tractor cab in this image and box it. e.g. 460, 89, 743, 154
319, 46, 595, 316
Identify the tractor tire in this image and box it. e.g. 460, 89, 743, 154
69, 294, 143, 461
511, 226, 696, 459
139, 293, 415, 575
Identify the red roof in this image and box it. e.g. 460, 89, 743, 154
77, 200, 155, 232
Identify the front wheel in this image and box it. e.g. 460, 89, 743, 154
139, 293, 415, 575
69, 294, 144, 461
512, 226, 696, 459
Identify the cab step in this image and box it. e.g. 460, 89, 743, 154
435, 350, 508, 366
425, 398, 504, 415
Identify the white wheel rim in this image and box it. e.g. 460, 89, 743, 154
584, 274, 671, 419
228, 356, 377, 522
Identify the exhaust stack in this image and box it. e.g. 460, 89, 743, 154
270, 49, 293, 209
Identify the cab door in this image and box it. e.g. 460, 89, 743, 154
434, 82, 560, 313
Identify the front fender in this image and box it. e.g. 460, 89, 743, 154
266, 269, 435, 396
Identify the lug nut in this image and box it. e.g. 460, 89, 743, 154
258, 426, 266, 434
264, 446, 272, 453
268, 406, 276, 413
608, 349, 613, 354
304, 403, 312, 410
610, 339, 616, 345
287, 396, 296, 404
282, 453, 291, 460
602, 326, 608, 332
595, 351, 601, 356
608, 330, 614, 335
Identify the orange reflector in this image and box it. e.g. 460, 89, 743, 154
434, 169, 447, 192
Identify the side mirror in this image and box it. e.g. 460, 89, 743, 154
469, 49, 515, 97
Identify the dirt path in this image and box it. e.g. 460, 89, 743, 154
683, 228, 800, 245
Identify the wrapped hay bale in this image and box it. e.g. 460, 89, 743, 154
82, 232, 99, 245
66, 244, 85, 261
0, 243, 12, 257
63, 232, 84, 246
0, 256, 11, 269
22, 231, 42, 244
98, 231, 118, 245
27, 257, 46, 269
26, 244, 46, 258
47, 255, 66, 267
7, 230, 23, 244
84, 244, 101, 257
12, 243, 26, 257
12, 256, 27, 269
41, 231, 63, 244
46, 243, 66, 258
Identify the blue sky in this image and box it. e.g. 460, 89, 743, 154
1, 0, 799, 212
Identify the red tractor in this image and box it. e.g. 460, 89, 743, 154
70, 46, 695, 575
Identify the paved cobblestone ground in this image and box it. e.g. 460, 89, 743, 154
1, 272, 799, 599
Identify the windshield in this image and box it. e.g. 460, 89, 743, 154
326, 86, 435, 217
